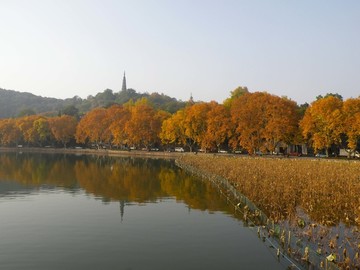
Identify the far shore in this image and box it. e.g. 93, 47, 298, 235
0, 146, 181, 159
2, 146, 359, 161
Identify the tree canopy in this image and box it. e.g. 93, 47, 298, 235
1, 86, 359, 156
300, 96, 343, 156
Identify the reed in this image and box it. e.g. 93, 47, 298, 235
179, 154, 360, 269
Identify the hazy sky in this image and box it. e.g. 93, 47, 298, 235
0, 0, 359, 104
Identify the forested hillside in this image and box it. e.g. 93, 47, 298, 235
0, 88, 186, 118
0, 88, 65, 118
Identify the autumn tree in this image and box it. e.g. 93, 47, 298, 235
231, 92, 300, 154
125, 99, 168, 148
75, 107, 112, 148
160, 109, 187, 147
16, 115, 46, 146
182, 102, 211, 151
161, 102, 231, 152
49, 115, 78, 148
263, 96, 300, 153
201, 101, 231, 151
231, 93, 263, 153
0, 118, 22, 146
300, 96, 343, 156
107, 105, 131, 147
160, 103, 207, 152
342, 98, 360, 155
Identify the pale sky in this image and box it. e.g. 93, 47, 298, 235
0, 0, 359, 104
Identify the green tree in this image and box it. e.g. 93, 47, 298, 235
17, 108, 36, 117
33, 117, 52, 146
316, 93, 343, 101
223, 86, 249, 108
61, 105, 79, 118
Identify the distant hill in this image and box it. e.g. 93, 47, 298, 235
0, 88, 65, 118
0, 88, 187, 118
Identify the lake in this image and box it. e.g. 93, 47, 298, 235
0, 152, 289, 269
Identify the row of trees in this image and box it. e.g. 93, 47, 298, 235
0, 91, 359, 156
301, 95, 360, 156
0, 114, 78, 148
0, 98, 169, 149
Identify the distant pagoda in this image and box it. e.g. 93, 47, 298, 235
188, 93, 195, 105
121, 72, 127, 91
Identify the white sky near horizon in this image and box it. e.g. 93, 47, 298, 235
0, 0, 359, 105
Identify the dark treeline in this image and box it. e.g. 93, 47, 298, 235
0, 88, 186, 118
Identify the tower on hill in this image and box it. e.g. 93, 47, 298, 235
122, 72, 127, 91
188, 93, 195, 105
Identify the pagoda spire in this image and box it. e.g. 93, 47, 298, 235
188, 93, 194, 105
121, 71, 127, 91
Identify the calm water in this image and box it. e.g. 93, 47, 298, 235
0, 152, 287, 270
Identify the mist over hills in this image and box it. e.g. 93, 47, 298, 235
0, 88, 186, 119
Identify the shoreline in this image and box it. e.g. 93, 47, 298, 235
0, 147, 181, 159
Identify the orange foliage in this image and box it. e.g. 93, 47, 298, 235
107, 105, 131, 146
75, 107, 111, 147
183, 102, 211, 151
125, 100, 169, 148
160, 109, 187, 146
201, 101, 231, 151
160, 102, 231, 152
0, 118, 22, 146
49, 115, 77, 148
300, 96, 343, 155
16, 115, 50, 146
342, 98, 360, 151
0, 92, 359, 153
231, 92, 300, 154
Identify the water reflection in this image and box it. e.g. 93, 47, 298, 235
0, 152, 293, 270
0, 153, 232, 220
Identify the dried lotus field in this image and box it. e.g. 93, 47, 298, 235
178, 154, 360, 269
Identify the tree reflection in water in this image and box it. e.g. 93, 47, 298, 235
0, 153, 234, 222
